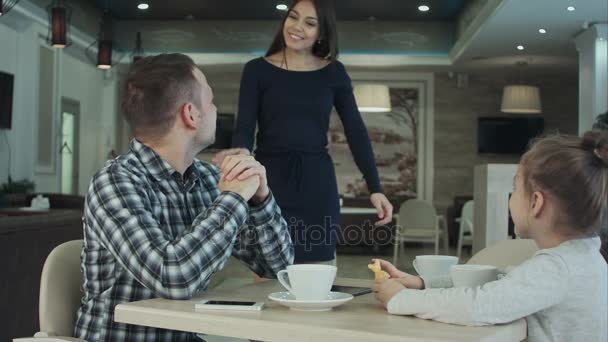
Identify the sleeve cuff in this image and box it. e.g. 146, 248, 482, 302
367, 182, 383, 194
420, 275, 453, 289
213, 191, 249, 228
387, 288, 432, 316
248, 192, 280, 226
386, 289, 409, 314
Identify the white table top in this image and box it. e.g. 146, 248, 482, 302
114, 278, 526, 342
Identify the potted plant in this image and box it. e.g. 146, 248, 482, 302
0, 176, 36, 208
593, 111, 608, 131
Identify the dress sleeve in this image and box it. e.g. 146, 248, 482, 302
333, 62, 382, 193
232, 60, 259, 152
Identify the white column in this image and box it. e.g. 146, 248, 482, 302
574, 24, 608, 134
473, 164, 518, 254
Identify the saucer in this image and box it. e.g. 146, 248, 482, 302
268, 291, 354, 311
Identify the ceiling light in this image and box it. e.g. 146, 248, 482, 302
354, 84, 392, 112
276, 4, 288, 11
538, 28, 547, 34
137, 3, 149, 10
501, 85, 542, 114
566, 6, 575, 11
418, 5, 430, 12
517, 45, 524, 50
0, 0, 21, 16
47, 0, 72, 49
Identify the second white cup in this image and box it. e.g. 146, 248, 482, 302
277, 264, 337, 300
450, 264, 498, 288
413, 255, 459, 277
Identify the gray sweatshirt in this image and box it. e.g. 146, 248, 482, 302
387, 237, 607, 342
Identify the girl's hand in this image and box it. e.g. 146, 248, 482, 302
372, 278, 406, 308
373, 259, 425, 289
372, 259, 406, 278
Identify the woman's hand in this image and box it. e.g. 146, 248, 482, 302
370, 193, 393, 225
212, 148, 250, 168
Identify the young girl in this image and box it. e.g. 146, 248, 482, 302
373, 131, 608, 342
214, 0, 393, 264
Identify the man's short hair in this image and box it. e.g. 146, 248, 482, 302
122, 53, 203, 138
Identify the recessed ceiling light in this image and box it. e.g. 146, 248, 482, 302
538, 28, 547, 34
137, 3, 149, 10
276, 4, 288, 11
566, 6, 575, 11
517, 45, 525, 50
418, 5, 430, 12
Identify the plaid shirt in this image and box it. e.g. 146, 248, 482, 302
74, 139, 293, 342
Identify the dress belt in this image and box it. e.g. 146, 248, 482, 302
256, 148, 327, 193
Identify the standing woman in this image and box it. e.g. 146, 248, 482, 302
215, 0, 393, 264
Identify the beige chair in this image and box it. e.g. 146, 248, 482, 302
456, 200, 474, 261
467, 238, 539, 271
14, 240, 85, 342
393, 199, 449, 264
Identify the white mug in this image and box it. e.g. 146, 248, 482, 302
413, 255, 459, 277
450, 264, 498, 288
277, 264, 336, 300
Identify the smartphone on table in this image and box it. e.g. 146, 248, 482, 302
331, 285, 372, 297
195, 300, 264, 311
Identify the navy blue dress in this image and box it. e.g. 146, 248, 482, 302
232, 57, 381, 262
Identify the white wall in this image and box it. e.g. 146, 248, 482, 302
61, 53, 118, 194
0, 11, 118, 195
0, 22, 38, 189
575, 23, 608, 133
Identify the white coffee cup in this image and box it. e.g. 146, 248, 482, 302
413, 255, 459, 277
277, 265, 337, 300
450, 264, 498, 288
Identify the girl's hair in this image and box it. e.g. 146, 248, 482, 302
265, 0, 339, 65
521, 131, 608, 241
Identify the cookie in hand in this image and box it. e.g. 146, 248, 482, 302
368, 259, 389, 280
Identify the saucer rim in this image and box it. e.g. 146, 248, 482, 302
268, 291, 354, 304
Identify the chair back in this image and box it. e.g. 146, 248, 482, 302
467, 239, 538, 270
38, 240, 83, 336
398, 199, 437, 227
460, 200, 474, 233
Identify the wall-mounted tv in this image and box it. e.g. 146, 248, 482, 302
478, 117, 544, 154
0, 71, 14, 130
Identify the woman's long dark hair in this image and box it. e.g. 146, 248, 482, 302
265, 0, 339, 65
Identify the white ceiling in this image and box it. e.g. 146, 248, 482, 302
452, 0, 608, 67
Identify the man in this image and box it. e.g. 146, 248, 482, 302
74, 54, 294, 341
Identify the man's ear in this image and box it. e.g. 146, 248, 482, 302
530, 191, 545, 218
179, 102, 197, 129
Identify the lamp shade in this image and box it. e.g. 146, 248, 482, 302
354, 84, 391, 112
0, 0, 21, 17
500, 85, 541, 114
97, 40, 112, 69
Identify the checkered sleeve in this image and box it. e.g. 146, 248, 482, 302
232, 192, 295, 278
85, 164, 249, 300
